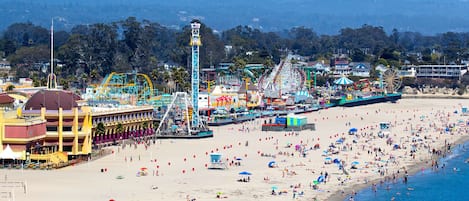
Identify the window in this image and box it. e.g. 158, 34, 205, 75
46, 126, 58, 131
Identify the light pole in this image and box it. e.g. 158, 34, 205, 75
207, 80, 215, 118
243, 77, 250, 108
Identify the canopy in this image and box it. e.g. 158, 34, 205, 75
334, 76, 354, 85
333, 158, 341, 164
239, 171, 252, 175
0, 145, 19, 159
317, 175, 325, 182
268, 161, 277, 168
336, 138, 344, 144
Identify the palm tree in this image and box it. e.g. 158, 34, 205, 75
95, 122, 106, 144
116, 122, 124, 143
116, 122, 124, 135
142, 121, 148, 139
80, 73, 88, 89
232, 57, 247, 81
5, 84, 15, 92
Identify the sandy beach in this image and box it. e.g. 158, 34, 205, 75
0, 98, 468, 201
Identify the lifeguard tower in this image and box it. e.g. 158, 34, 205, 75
208, 153, 227, 169
462, 107, 468, 116
378, 122, 391, 138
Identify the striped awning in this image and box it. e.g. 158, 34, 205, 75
334, 76, 354, 85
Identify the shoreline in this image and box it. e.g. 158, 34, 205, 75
327, 134, 469, 201
402, 94, 469, 99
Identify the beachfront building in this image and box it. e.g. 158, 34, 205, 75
0, 108, 46, 160
89, 103, 154, 146
0, 93, 15, 109
21, 89, 93, 157
0, 88, 154, 166
403, 64, 469, 79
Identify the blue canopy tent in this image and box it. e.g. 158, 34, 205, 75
268, 161, 277, 168
317, 175, 325, 182
333, 158, 341, 164
239, 171, 252, 175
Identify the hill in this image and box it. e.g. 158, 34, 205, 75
1, 0, 469, 34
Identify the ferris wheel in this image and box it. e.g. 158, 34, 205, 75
382, 68, 402, 93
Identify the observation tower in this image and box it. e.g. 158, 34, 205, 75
190, 19, 201, 128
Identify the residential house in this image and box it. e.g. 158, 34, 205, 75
350, 62, 371, 77
403, 64, 468, 79
331, 58, 351, 76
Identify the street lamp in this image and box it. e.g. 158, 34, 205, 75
243, 77, 250, 108
207, 80, 215, 118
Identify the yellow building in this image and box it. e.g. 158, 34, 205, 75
0, 89, 154, 167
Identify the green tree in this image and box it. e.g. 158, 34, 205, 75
95, 122, 106, 137
5, 84, 15, 91
116, 122, 124, 134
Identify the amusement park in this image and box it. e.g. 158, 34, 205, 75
79, 19, 405, 139
0, 19, 408, 171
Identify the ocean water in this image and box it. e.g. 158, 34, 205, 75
350, 140, 469, 201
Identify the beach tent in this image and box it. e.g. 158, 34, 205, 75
0, 145, 19, 159
349, 128, 357, 135
333, 158, 341, 164
268, 161, 277, 168
334, 76, 354, 85
317, 175, 325, 182
239, 171, 252, 175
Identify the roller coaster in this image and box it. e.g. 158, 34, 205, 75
90, 72, 157, 105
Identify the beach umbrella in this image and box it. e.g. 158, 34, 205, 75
271, 186, 278, 190
317, 175, 325, 182
236, 157, 242, 161
268, 161, 277, 168
313, 180, 320, 185
239, 171, 252, 175
333, 158, 340, 164
351, 161, 359, 165
349, 128, 358, 133
334, 76, 354, 85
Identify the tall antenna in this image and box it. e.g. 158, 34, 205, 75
47, 19, 57, 89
